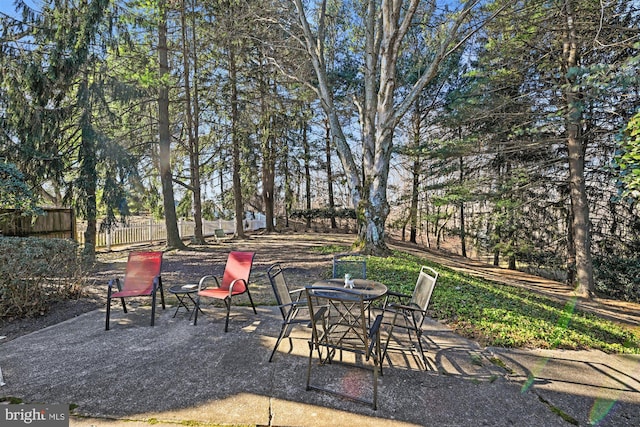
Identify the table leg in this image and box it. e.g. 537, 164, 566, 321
172, 293, 192, 317
184, 292, 204, 320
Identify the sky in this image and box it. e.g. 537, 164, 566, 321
0, 1, 40, 20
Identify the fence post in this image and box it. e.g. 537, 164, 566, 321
149, 218, 154, 244
70, 209, 76, 240
106, 229, 112, 251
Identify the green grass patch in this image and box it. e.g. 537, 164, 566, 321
311, 244, 351, 255
0, 397, 24, 404
320, 246, 640, 354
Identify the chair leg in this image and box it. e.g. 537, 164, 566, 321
105, 295, 111, 331
158, 278, 166, 309
408, 315, 428, 370
193, 297, 200, 325
269, 324, 288, 362
224, 298, 231, 332
120, 298, 127, 313
151, 291, 157, 327
415, 330, 428, 369
375, 329, 383, 377
372, 363, 379, 410
306, 341, 314, 391
246, 288, 257, 314
381, 309, 400, 363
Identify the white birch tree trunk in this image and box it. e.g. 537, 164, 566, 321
291, 0, 491, 254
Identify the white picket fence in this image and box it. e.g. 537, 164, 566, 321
76, 217, 266, 250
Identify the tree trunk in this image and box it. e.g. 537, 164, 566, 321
325, 118, 337, 229
283, 136, 292, 228
409, 156, 419, 244
459, 202, 467, 258
292, 0, 478, 256
409, 101, 420, 244
459, 158, 467, 258
566, 111, 593, 296
262, 118, 276, 233
181, 0, 205, 244
357, 127, 392, 256
562, 0, 593, 297
262, 138, 276, 232
229, 47, 245, 239
260, 64, 276, 233
158, 1, 185, 249
303, 122, 312, 230
79, 69, 96, 262
355, 0, 390, 255
565, 207, 577, 286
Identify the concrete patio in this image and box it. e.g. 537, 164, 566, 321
2, 299, 639, 426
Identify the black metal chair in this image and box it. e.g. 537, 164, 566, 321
305, 286, 384, 410
266, 263, 310, 362
383, 266, 438, 369
332, 253, 367, 280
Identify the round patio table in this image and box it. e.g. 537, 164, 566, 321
310, 278, 387, 301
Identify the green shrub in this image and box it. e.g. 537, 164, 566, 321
0, 237, 84, 319
594, 256, 640, 302
290, 207, 356, 220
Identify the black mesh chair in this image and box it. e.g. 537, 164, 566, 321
332, 253, 367, 280
305, 286, 384, 410
383, 266, 438, 369
266, 263, 309, 362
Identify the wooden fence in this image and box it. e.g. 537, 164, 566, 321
0, 208, 75, 239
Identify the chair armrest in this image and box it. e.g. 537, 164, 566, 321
386, 290, 411, 299
228, 278, 247, 295
387, 302, 424, 314
289, 287, 305, 302
197, 275, 219, 291
279, 299, 308, 322
382, 290, 410, 308
280, 298, 308, 308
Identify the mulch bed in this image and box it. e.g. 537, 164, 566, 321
0, 231, 353, 342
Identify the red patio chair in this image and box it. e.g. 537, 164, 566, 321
193, 251, 257, 332
105, 251, 165, 331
